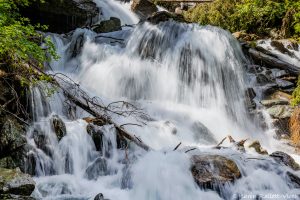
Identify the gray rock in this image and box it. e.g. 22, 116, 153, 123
94, 193, 110, 200
146, 11, 186, 25
191, 155, 241, 189
266, 105, 293, 119
93, 17, 121, 33
286, 171, 300, 188
51, 115, 67, 141
86, 124, 104, 152
0, 116, 26, 158
260, 99, 289, 107
0, 168, 35, 196
276, 79, 294, 89
131, 0, 158, 19
21, 0, 99, 33
270, 151, 300, 171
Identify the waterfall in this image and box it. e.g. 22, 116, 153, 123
25, 0, 300, 199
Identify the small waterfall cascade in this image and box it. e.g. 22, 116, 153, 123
24, 0, 300, 199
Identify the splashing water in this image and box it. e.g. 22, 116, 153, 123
25, 1, 300, 200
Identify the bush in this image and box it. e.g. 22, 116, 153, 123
292, 76, 300, 106
184, 0, 300, 38
0, 0, 57, 83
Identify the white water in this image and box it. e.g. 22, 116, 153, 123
257, 39, 300, 67
25, 1, 300, 200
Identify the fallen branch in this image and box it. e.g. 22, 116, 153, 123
24, 63, 151, 151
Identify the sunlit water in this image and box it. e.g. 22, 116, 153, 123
25, 1, 300, 199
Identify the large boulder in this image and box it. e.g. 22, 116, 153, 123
270, 151, 300, 171
0, 168, 35, 196
146, 11, 185, 25
131, 0, 158, 20
191, 155, 241, 189
93, 17, 122, 33
0, 116, 26, 158
21, 0, 99, 33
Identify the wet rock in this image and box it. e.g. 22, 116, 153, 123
0, 194, 35, 199
131, 0, 158, 19
270, 151, 300, 171
273, 118, 290, 139
271, 69, 288, 78
261, 83, 279, 98
51, 115, 67, 141
0, 116, 26, 158
93, 17, 122, 33
266, 105, 293, 119
191, 155, 241, 189
86, 124, 104, 152
275, 79, 294, 89
192, 122, 217, 144
146, 11, 185, 25
286, 171, 300, 188
21, 0, 99, 33
260, 99, 289, 107
256, 73, 273, 85
248, 141, 268, 155
246, 64, 263, 73
69, 32, 85, 58
0, 168, 35, 196
246, 88, 256, 100
94, 193, 110, 200
85, 158, 108, 180
270, 40, 296, 58
269, 91, 292, 102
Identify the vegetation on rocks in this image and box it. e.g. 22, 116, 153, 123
184, 0, 300, 39
292, 76, 300, 106
0, 0, 57, 83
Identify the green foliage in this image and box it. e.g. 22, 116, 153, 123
0, 0, 57, 83
184, 0, 300, 38
292, 76, 300, 106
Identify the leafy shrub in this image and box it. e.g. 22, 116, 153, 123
184, 0, 300, 38
292, 76, 300, 106
0, 0, 57, 82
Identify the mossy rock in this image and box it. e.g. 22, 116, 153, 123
0, 116, 26, 158
0, 168, 35, 196
191, 155, 241, 189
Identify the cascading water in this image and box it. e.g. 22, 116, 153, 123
25, 0, 300, 199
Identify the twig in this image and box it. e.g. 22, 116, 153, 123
0, 106, 29, 126
185, 148, 197, 153
120, 123, 143, 128
173, 142, 182, 151
216, 137, 227, 147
